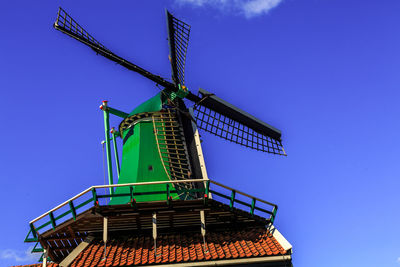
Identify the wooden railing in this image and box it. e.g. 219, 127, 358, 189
25, 179, 278, 242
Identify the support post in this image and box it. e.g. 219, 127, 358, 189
103, 217, 108, 243
200, 210, 207, 253
100, 100, 114, 194
152, 212, 158, 256
103, 217, 108, 261
110, 127, 121, 179
42, 248, 48, 267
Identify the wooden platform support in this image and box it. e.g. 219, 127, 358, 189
152, 212, 158, 256
42, 248, 48, 267
59, 236, 95, 267
103, 217, 108, 261
200, 210, 208, 253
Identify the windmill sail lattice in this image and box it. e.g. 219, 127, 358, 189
54, 8, 111, 54
194, 105, 285, 155
54, 7, 176, 91
191, 89, 286, 155
166, 10, 191, 85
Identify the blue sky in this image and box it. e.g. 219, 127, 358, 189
1, 0, 400, 266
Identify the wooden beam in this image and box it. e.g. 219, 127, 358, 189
152, 212, 157, 256
59, 236, 94, 267
42, 248, 48, 267
103, 217, 108, 243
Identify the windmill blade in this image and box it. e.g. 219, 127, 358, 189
187, 89, 286, 156
166, 10, 191, 86
54, 7, 176, 90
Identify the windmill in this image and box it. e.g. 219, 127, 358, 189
21, 7, 292, 266
53, 7, 286, 203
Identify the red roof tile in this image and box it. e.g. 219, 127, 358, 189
14, 227, 288, 267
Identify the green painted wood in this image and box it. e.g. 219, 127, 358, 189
32, 242, 44, 253
69, 201, 76, 221
271, 206, 278, 223
29, 224, 37, 239
111, 130, 121, 177
250, 198, 256, 216
49, 212, 56, 230
107, 106, 129, 118
36, 221, 52, 231
109, 93, 179, 204
54, 209, 72, 221
166, 184, 171, 205
91, 188, 98, 205
75, 198, 93, 210
103, 107, 114, 194
230, 190, 236, 210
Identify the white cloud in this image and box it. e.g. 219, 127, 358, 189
242, 0, 283, 18
397, 257, 400, 264
0, 246, 39, 263
176, 0, 227, 6
175, 0, 284, 18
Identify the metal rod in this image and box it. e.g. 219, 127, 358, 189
107, 106, 129, 118
102, 101, 114, 194
111, 128, 121, 179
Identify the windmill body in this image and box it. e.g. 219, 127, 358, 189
110, 91, 202, 204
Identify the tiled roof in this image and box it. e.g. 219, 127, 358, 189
14, 227, 288, 266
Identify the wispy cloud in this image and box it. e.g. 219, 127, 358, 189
241, 0, 283, 18
397, 257, 400, 264
175, 0, 284, 18
0, 246, 38, 263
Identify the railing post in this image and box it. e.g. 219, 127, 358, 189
166, 184, 170, 205
110, 127, 121, 179
250, 198, 256, 216
130, 186, 136, 208
100, 100, 114, 194
205, 180, 210, 196
230, 190, 236, 210
271, 205, 278, 224
130, 186, 133, 202
92, 188, 98, 206
49, 212, 56, 230
69, 201, 77, 221
204, 180, 210, 205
